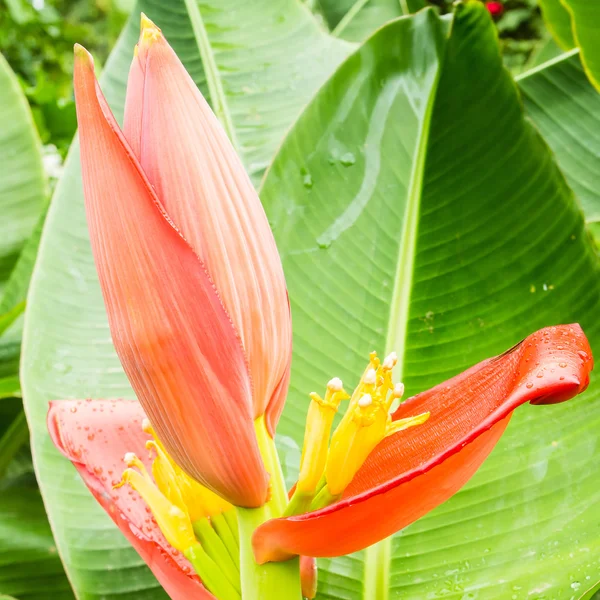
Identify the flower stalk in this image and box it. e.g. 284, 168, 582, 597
237, 507, 302, 600
184, 545, 241, 600
235, 418, 303, 599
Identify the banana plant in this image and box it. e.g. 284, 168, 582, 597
17, 1, 600, 599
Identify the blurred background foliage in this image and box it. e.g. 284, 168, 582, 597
0, 0, 131, 164
0, 0, 559, 173
429, 0, 563, 71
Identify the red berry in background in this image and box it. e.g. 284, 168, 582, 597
485, 1, 504, 18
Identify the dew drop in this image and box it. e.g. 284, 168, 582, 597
340, 152, 356, 167
536, 371, 544, 378
300, 167, 313, 189
87, 433, 95, 441
70, 406, 77, 413
559, 362, 567, 368
526, 382, 534, 389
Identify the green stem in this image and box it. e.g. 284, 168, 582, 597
211, 511, 239, 565
233, 418, 302, 599
310, 485, 341, 512
363, 538, 391, 600
192, 519, 240, 593
255, 417, 288, 514
236, 506, 302, 600
185, 544, 241, 600
284, 490, 313, 517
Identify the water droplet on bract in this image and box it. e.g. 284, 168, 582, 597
536, 371, 544, 378
571, 582, 581, 590
340, 152, 356, 167
87, 433, 95, 441
526, 382, 534, 389
70, 406, 77, 413
302, 173, 313, 189
578, 350, 588, 360
559, 362, 567, 368
317, 240, 331, 250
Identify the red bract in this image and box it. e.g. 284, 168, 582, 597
252, 324, 592, 562
48, 400, 213, 599
72, 15, 292, 509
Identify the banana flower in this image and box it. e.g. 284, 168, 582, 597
47, 14, 594, 600
49, 324, 592, 597
71, 15, 291, 509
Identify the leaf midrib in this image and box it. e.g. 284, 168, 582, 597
182, 0, 240, 150
362, 15, 448, 600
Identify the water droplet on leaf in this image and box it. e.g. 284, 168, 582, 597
340, 152, 356, 167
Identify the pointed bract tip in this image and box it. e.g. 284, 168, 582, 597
73, 43, 93, 64
138, 12, 162, 46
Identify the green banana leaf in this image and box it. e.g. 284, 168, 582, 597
0, 53, 45, 290
319, 0, 423, 33
260, 4, 600, 599
0, 207, 50, 401
519, 51, 600, 246
0, 51, 46, 396
542, 0, 600, 92
0, 50, 54, 600
332, 0, 425, 42
538, 0, 575, 50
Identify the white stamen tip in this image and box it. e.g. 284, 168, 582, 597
383, 352, 398, 370
364, 368, 377, 385
124, 452, 137, 465
358, 393, 373, 407
327, 377, 344, 391
392, 382, 405, 398
142, 418, 152, 432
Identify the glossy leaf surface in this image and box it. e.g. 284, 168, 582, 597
560, 0, 600, 90
519, 51, 600, 244
0, 53, 45, 288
